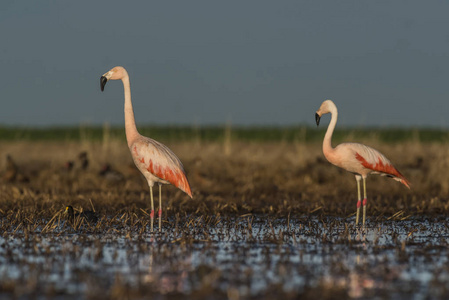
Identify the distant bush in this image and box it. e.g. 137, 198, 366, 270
0, 125, 447, 144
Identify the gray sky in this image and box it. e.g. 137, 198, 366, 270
1, 1, 448, 127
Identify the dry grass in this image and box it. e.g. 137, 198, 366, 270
0, 138, 447, 224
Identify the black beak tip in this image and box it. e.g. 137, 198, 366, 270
100, 76, 108, 92
315, 113, 321, 126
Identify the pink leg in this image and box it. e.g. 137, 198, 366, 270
356, 200, 361, 225
150, 209, 155, 232
363, 198, 367, 225
158, 184, 162, 232
362, 177, 367, 226
150, 186, 154, 233
355, 176, 362, 225
158, 208, 162, 232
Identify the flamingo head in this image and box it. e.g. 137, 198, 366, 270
315, 99, 336, 126
100, 66, 128, 91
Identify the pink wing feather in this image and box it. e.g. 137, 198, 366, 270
353, 144, 410, 189
132, 138, 192, 198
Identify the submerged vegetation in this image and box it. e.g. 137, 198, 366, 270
0, 126, 448, 298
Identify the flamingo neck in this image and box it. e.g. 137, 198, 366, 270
323, 107, 338, 156
121, 76, 139, 147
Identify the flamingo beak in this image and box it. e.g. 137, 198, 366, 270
100, 76, 108, 92
315, 113, 321, 126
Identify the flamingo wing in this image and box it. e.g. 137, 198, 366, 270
351, 143, 410, 189
132, 138, 192, 198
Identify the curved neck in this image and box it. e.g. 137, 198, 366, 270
323, 107, 338, 154
121, 76, 139, 147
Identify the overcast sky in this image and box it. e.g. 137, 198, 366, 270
1, 1, 448, 127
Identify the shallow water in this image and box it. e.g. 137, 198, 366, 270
1, 216, 449, 299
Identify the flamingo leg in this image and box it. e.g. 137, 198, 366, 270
355, 176, 362, 225
362, 177, 367, 226
158, 183, 162, 232
150, 185, 154, 232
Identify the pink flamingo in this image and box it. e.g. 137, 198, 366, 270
315, 100, 410, 226
100, 66, 192, 232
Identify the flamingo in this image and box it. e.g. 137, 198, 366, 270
100, 66, 193, 232
315, 100, 410, 226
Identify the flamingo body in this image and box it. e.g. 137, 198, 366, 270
315, 99, 410, 225
131, 137, 192, 197
100, 66, 192, 231
327, 142, 410, 189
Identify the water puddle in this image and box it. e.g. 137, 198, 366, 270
0, 215, 448, 298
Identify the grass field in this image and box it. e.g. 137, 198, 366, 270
0, 126, 448, 299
